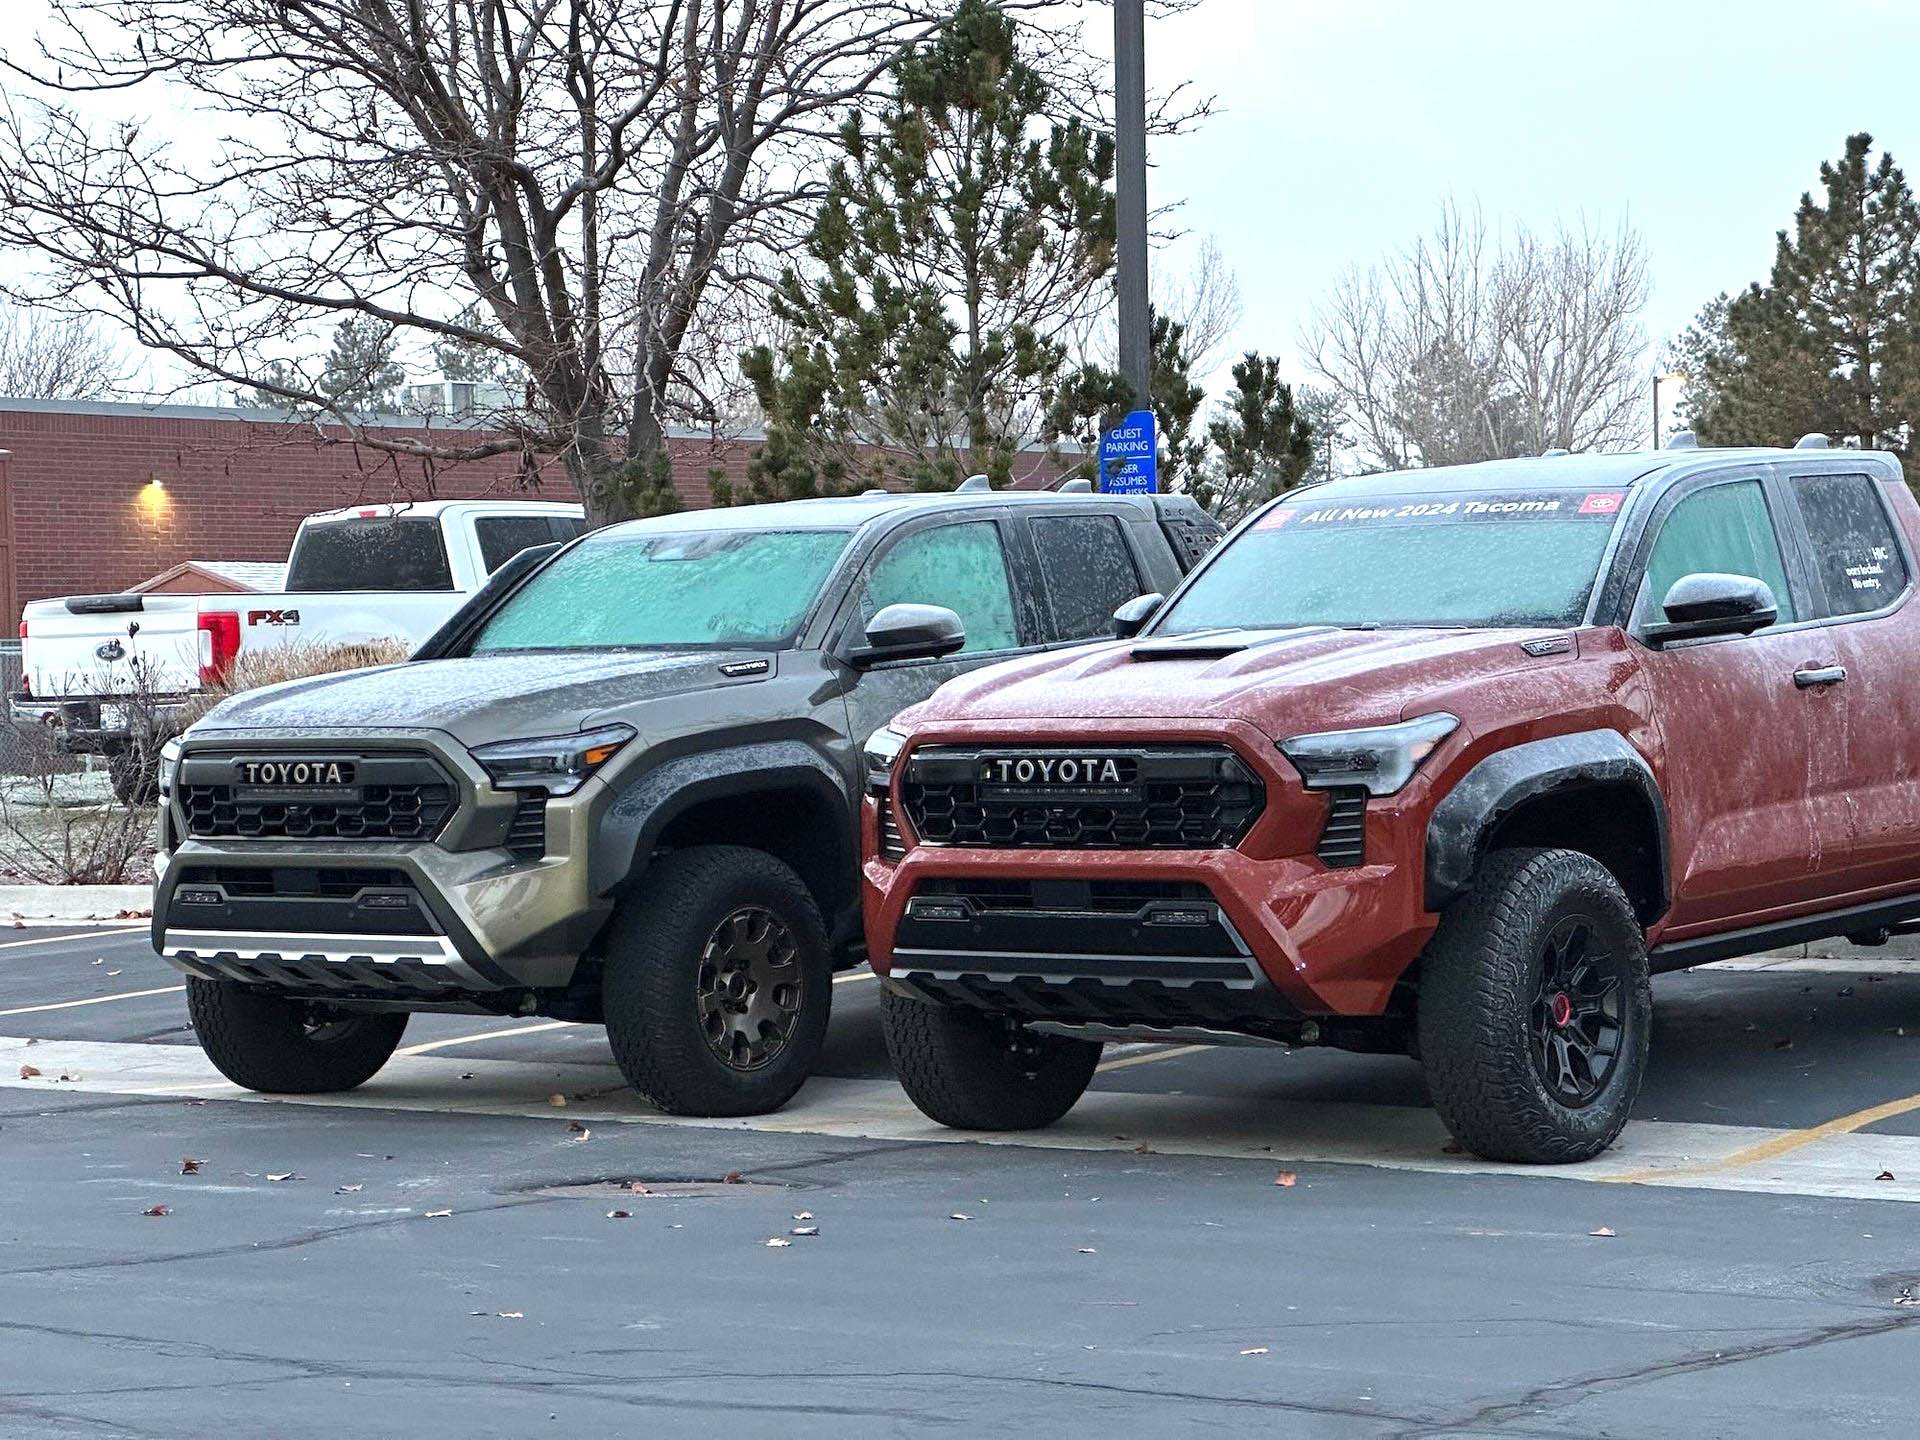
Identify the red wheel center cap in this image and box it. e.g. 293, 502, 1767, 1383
1549, 992, 1574, 1028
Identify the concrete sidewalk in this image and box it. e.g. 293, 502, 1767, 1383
0, 883, 151, 920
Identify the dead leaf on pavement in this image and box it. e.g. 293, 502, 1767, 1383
1239, 1347, 1269, 1356
793, 1211, 814, 1222
143, 1205, 170, 1217
1077, 1247, 1097, 1255
791, 1226, 819, 1237
566, 1119, 589, 1134
18, 1065, 40, 1079
949, 1213, 972, 1222
547, 1093, 568, 1108
336, 1184, 364, 1195
723, 1170, 744, 1184
495, 1311, 524, 1319
424, 1209, 453, 1219
1590, 1227, 1617, 1238
1876, 1171, 1896, 1182
1274, 1171, 1297, 1188
765, 1237, 791, 1248
1441, 1142, 1463, 1155
266, 1172, 295, 1183
607, 1209, 631, 1220
180, 1159, 202, 1176
1773, 1039, 1794, 1051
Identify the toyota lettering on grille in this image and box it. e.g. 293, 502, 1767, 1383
979, 755, 1128, 786
235, 759, 356, 787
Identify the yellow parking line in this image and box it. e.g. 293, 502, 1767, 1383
1610, 1089, 1920, 1184
1097, 1043, 1213, 1074
0, 985, 184, 1017
0, 926, 146, 951
397, 1020, 574, 1056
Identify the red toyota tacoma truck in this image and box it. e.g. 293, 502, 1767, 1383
862, 439, 1917, 1162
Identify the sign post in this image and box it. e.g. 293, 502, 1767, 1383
1098, 409, 1158, 495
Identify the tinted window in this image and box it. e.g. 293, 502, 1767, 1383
1032, 515, 1143, 640
857, 522, 1020, 654
1157, 489, 1625, 633
1793, 473, 1908, 617
286, 517, 454, 592
1642, 480, 1796, 624
476, 515, 566, 573
472, 528, 851, 652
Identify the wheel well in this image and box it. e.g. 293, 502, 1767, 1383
1480, 783, 1666, 926
647, 787, 854, 934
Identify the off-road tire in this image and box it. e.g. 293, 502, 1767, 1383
1418, 846, 1651, 1164
880, 990, 1102, 1130
108, 749, 160, 808
186, 978, 408, 1093
602, 845, 832, 1118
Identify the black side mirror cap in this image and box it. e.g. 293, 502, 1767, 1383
1642, 572, 1778, 647
1111, 592, 1164, 639
845, 603, 966, 667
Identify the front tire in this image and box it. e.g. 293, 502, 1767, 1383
1418, 847, 1652, 1164
186, 979, 407, 1093
602, 846, 832, 1117
881, 991, 1102, 1130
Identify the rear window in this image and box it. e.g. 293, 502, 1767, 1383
476, 515, 569, 573
1792, 472, 1909, 617
1031, 514, 1144, 640
286, 517, 454, 592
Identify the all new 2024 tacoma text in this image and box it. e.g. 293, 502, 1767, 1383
863, 440, 1918, 1162
151, 485, 1220, 1117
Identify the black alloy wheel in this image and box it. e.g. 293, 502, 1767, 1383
1530, 914, 1625, 1108
695, 904, 805, 1072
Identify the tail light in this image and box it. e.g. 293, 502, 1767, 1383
17, 621, 27, 696
197, 611, 241, 685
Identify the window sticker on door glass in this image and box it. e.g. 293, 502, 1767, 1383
1255, 491, 1626, 531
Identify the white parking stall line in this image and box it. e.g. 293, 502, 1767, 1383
397, 1020, 576, 1056
0, 985, 185, 1018
0, 925, 147, 952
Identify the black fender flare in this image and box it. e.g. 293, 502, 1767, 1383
590, 739, 856, 901
1424, 729, 1671, 919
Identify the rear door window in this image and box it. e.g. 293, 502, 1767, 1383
476, 515, 567, 573
1640, 480, 1796, 625
286, 517, 454, 592
1030, 514, 1144, 641
856, 521, 1022, 654
1790, 472, 1909, 617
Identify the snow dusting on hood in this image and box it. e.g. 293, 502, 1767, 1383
915, 627, 1579, 740
193, 650, 769, 744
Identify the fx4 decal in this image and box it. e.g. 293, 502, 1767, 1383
246, 609, 301, 627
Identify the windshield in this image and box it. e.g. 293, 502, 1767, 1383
1156, 489, 1626, 633
469, 526, 853, 653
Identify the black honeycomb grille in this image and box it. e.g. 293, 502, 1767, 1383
902, 746, 1264, 850
181, 783, 453, 842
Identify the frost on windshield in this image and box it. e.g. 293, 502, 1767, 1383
473, 529, 851, 652
1158, 491, 1625, 632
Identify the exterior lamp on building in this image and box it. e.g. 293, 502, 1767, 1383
137, 474, 171, 522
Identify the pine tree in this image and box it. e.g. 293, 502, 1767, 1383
433, 302, 515, 386
745, 0, 1114, 494
1684, 134, 1920, 453
319, 317, 406, 412
1198, 352, 1315, 521
1043, 310, 1207, 492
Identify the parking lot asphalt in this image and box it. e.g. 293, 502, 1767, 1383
2, 924, 1917, 1437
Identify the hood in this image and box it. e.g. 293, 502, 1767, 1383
914, 626, 1578, 739
192, 649, 773, 745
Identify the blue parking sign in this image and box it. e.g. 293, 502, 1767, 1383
1098, 409, 1157, 494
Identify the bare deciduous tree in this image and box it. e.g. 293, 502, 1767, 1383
1305, 205, 1650, 470
0, 302, 125, 400
0, 0, 1195, 524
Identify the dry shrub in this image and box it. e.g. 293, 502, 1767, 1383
179, 638, 414, 728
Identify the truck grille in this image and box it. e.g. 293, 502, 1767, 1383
901, 745, 1264, 850
180, 782, 454, 842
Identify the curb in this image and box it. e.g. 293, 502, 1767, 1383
0, 884, 152, 921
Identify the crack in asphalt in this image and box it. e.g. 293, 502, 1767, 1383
1395, 1307, 1918, 1436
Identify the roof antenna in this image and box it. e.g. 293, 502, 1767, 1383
1794, 432, 1831, 449
1058, 477, 1093, 493
955, 474, 992, 492
1541, 448, 1570, 458
1664, 430, 1699, 450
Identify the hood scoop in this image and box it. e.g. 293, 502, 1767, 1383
1130, 627, 1339, 662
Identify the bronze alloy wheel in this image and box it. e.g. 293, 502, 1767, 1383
695, 905, 804, 1072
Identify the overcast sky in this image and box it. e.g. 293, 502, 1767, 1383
1142, 0, 1918, 398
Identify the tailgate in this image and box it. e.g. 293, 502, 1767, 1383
22, 597, 203, 698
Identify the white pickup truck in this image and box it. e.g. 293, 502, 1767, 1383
13, 498, 584, 798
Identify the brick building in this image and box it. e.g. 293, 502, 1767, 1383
0, 397, 1081, 628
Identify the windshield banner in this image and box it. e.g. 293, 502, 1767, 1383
1257, 490, 1626, 530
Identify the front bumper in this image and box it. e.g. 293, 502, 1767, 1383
861, 719, 1439, 1026
152, 730, 616, 1000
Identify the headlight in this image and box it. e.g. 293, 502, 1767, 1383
863, 724, 909, 796
1278, 713, 1458, 796
158, 737, 183, 798
472, 723, 636, 797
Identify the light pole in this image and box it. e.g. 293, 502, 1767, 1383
1651, 370, 1687, 448
1114, 0, 1150, 413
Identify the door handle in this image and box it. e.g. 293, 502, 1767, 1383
1793, 665, 1847, 689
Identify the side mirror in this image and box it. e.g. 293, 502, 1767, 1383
1110, 592, 1164, 640
1642, 572, 1778, 647
846, 603, 966, 667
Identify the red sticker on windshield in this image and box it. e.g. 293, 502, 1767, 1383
1579, 492, 1624, 515
1256, 507, 1297, 530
